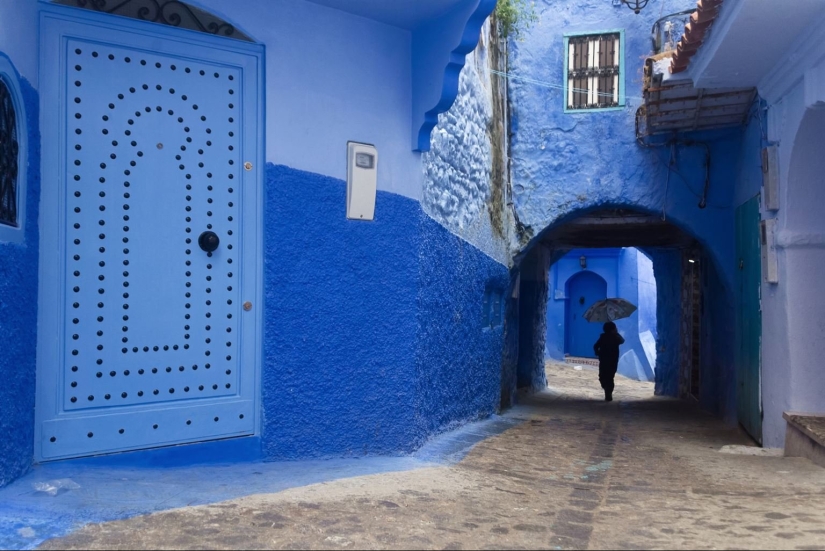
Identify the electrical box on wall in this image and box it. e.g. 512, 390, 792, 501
347, 142, 378, 221
761, 219, 779, 284
762, 146, 780, 211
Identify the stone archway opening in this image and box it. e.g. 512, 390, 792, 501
780, 108, 825, 420
503, 207, 736, 423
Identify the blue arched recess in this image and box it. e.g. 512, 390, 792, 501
565, 271, 607, 358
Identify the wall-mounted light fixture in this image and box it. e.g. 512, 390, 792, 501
580, 256, 587, 269
621, 0, 650, 14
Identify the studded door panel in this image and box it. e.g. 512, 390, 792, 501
38, 13, 262, 460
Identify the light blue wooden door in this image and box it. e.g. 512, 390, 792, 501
566, 271, 607, 358
36, 6, 264, 461
736, 195, 762, 443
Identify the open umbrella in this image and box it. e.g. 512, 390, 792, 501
583, 298, 637, 323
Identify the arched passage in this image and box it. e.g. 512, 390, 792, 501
781, 108, 825, 418
506, 206, 736, 424
564, 271, 608, 358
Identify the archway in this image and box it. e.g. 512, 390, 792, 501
506, 206, 736, 424
564, 271, 607, 358
781, 108, 825, 420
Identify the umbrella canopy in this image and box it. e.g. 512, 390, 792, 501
583, 298, 638, 323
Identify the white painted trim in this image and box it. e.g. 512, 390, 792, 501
775, 230, 825, 250
688, 0, 746, 89
759, 11, 825, 104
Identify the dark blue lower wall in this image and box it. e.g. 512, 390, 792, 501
651, 249, 681, 397
516, 246, 552, 392
262, 164, 508, 459
263, 165, 419, 459
415, 216, 509, 436
0, 79, 39, 488
699, 250, 737, 424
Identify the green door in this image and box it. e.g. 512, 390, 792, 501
735, 195, 762, 443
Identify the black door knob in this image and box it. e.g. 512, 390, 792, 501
198, 231, 220, 253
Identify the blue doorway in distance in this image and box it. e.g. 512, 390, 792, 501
566, 271, 608, 358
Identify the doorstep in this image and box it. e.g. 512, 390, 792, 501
783, 411, 825, 468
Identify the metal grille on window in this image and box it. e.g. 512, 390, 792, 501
567, 33, 621, 110
0, 79, 18, 227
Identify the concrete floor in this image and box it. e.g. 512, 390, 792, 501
37, 363, 825, 550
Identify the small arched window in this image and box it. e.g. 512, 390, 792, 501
0, 55, 26, 243
0, 79, 18, 226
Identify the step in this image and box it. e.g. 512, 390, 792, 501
564, 356, 599, 367
783, 412, 825, 468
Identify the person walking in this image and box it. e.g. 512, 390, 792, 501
593, 321, 625, 402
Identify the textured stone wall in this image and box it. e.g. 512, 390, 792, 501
650, 249, 681, 398
262, 164, 508, 459
415, 215, 509, 436
422, 20, 515, 266
0, 77, 39, 488
507, 0, 734, 278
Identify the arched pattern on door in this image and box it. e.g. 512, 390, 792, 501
565, 270, 607, 358
52, 0, 253, 41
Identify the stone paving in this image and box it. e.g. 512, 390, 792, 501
40, 363, 825, 550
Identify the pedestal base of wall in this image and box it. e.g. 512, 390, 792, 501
784, 412, 825, 468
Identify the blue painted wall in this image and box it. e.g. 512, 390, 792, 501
263, 164, 420, 458
0, 0, 511, 488
192, 0, 495, 199
699, 248, 737, 424
635, 249, 657, 338
509, 0, 738, 291
0, 74, 39, 488
415, 216, 509, 435
509, 0, 744, 417
412, 0, 497, 151
262, 164, 507, 459
649, 249, 681, 397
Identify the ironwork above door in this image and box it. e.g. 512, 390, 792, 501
52, 0, 253, 41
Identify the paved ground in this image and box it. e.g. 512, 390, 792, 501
39, 363, 825, 550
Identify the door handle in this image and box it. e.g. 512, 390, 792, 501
198, 231, 220, 253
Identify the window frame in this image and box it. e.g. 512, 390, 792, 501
0, 54, 27, 244
563, 29, 626, 114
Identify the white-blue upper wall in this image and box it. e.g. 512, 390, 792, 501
0, 0, 493, 200
689, 0, 825, 91
0, 1, 39, 86
194, 0, 421, 198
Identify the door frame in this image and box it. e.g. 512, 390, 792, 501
35, 2, 265, 462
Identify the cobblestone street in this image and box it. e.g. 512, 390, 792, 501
40, 364, 825, 550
